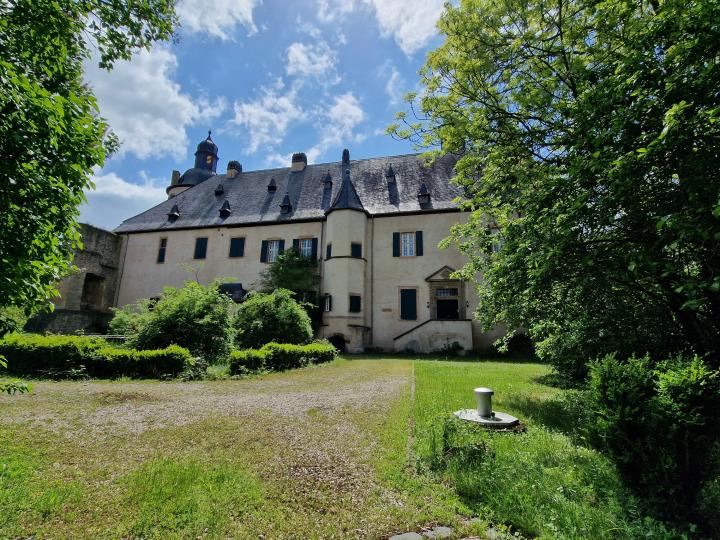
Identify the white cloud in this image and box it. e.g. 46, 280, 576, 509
305, 92, 365, 163
285, 41, 339, 83
85, 47, 226, 160
381, 62, 404, 103
176, 0, 259, 39
228, 81, 304, 153
80, 171, 167, 230
316, 0, 444, 55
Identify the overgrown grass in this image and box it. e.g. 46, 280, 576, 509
412, 360, 677, 539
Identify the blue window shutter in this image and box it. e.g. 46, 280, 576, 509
326, 243, 332, 259
229, 237, 245, 257
400, 289, 417, 320
292, 238, 299, 252
238, 237, 245, 257
278, 239, 285, 253
194, 237, 208, 259
415, 231, 423, 256
392, 232, 400, 257
311, 238, 318, 259
260, 240, 268, 262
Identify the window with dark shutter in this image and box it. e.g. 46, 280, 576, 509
157, 238, 167, 263
349, 295, 361, 313
400, 289, 417, 320
229, 237, 245, 258
392, 232, 400, 257
351, 242, 362, 258
260, 240, 269, 262
415, 231, 424, 256
326, 243, 332, 259
193, 237, 208, 259
311, 238, 318, 260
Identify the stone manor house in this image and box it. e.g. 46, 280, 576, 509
37, 134, 505, 353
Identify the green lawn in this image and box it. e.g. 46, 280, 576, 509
0, 358, 675, 539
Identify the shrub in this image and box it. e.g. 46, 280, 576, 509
0, 334, 194, 379
129, 281, 234, 363
108, 299, 152, 335
588, 354, 720, 527
228, 341, 337, 375
233, 289, 312, 349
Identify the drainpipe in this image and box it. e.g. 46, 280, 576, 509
113, 233, 129, 307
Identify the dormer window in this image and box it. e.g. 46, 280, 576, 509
167, 204, 180, 221
418, 183, 431, 205
219, 200, 231, 218
215, 183, 224, 196
279, 192, 292, 214
267, 178, 277, 192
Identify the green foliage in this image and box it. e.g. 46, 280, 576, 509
588, 354, 720, 526
228, 341, 337, 375
258, 247, 320, 293
395, 0, 720, 378
0, 1, 177, 329
129, 281, 234, 363
121, 457, 262, 539
108, 300, 153, 335
0, 333, 193, 379
233, 289, 312, 349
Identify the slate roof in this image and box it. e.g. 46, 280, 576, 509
328, 168, 366, 213
114, 152, 463, 233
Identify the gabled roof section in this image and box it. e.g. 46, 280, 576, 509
114, 152, 463, 233
425, 265, 457, 282
327, 168, 365, 214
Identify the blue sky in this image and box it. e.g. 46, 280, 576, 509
80, 0, 447, 230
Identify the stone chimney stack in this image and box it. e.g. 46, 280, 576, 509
227, 161, 242, 179
342, 148, 350, 166
291, 152, 307, 172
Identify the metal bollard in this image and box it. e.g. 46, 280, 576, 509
474, 387, 494, 418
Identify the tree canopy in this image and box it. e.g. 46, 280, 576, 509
391, 0, 720, 377
0, 0, 176, 335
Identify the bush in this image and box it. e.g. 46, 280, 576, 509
108, 299, 152, 335
233, 289, 312, 349
0, 334, 194, 379
228, 341, 337, 375
127, 281, 234, 363
588, 354, 720, 527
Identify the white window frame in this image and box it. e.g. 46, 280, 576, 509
490, 229, 504, 253
323, 295, 332, 312
268, 239, 281, 262
400, 232, 415, 257
299, 238, 313, 258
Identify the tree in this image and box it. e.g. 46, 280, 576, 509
257, 247, 320, 295
391, 0, 720, 378
0, 0, 176, 336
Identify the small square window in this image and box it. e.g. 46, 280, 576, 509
401, 232, 415, 257
229, 237, 245, 258
157, 238, 167, 263
194, 237, 208, 259
351, 242, 362, 258
299, 238, 313, 258
349, 295, 361, 313
267, 239, 281, 262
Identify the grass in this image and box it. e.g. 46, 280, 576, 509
0, 357, 681, 539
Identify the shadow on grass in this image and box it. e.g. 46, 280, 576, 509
503, 391, 593, 442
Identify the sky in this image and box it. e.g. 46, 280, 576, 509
79, 0, 447, 231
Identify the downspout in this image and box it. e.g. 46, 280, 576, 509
113, 233, 129, 307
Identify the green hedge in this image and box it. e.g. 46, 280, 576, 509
0, 334, 194, 379
229, 341, 337, 375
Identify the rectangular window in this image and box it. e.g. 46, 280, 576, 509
229, 237, 245, 258
436, 288, 459, 297
349, 295, 361, 313
326, 243, 332, 259
157, 238, 167, 263
267, 239, 281, 263
324, 295, 332, 312
400, 289, 417, 320
193, 237, 208, 259
299, 238, 313, 258
490, 229, 504, 253
401, 232, 415, 257
351, 242, 362, 258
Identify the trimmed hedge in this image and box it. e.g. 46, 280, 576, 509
229, 341, 337, 375
0, 334, 194, 379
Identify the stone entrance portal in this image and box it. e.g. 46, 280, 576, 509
426, 266, 465, 321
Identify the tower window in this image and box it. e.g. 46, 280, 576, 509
326, 243, 332, 259
351, 242, 362, 258
194, 237, 208, 259
324, 295, 332, 312
349, 295, 361, 313
157, 238, 167, 263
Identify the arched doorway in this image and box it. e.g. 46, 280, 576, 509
328, 334, 346, 353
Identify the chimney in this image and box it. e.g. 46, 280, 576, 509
291, 152, 307, 172
342, 148, 350, 166
171, 170, 181, 186
227, 161, 242, 179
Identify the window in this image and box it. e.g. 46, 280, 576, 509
324, 295, 332, 312
351, 242, 362, 258
326, 243, 332, 259
299, 238, 313, 257
157, 238, 167, 263
400, 289, 417, 320
229, 237, 245, 258
349, 295, 361, 313
436, 288, 459, 297
268, 239, 281, 262
490, 229, 504, 253
401, 232, 415, 257
194, 237, 208, 259
393, 231, 424, 257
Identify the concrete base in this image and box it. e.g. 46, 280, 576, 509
454, 409, 519, 428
